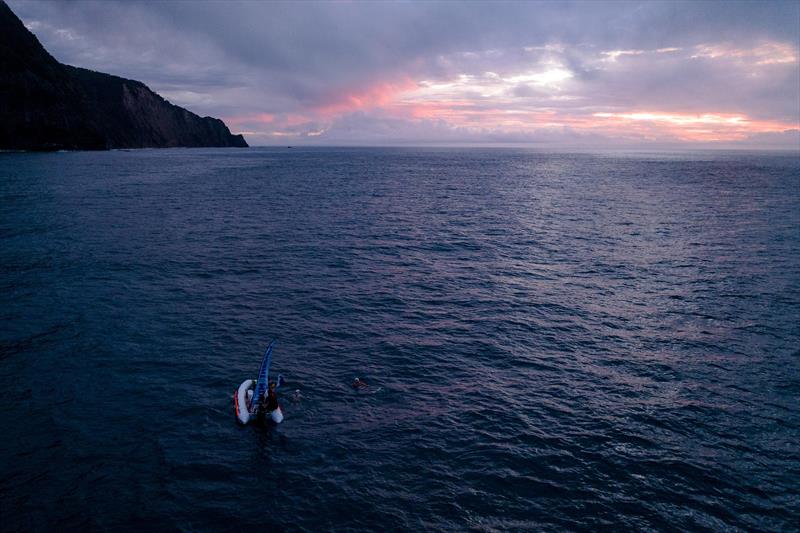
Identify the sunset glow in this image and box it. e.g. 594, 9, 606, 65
14, 0, 799, 147
225, 36, 799, 145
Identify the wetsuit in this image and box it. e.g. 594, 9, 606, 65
266, 389, 279, 411
256, 396, 268, 424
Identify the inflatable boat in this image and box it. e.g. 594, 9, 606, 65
234, 341, 284, 425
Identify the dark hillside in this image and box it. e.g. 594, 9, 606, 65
0, 1, 247, 150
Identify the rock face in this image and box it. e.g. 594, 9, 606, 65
0, 1, 247, 150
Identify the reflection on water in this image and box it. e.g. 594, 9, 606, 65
1, 147, 798, 530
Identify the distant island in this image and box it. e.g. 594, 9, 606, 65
0, 1, 247, 151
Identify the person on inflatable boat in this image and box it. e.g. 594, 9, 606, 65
256, 381, 280, 424
266, 381, 279, 411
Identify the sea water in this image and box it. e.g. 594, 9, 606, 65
1, 147, 798, 530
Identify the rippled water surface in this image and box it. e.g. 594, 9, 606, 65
1, 148, 799, 531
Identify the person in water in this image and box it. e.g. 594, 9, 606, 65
352, 377, 369, 389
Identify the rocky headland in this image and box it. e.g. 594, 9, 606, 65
0, 0, 247, 151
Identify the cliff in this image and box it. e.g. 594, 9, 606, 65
0, 1, 247, 150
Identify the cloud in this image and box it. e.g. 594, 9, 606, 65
8, 0, 799, 147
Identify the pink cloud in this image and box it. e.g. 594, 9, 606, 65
221, 39, 798, 145
314, 78, 417, 118
223, 112, 275, 125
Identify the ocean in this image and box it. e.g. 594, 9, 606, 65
1, 147, 798, 531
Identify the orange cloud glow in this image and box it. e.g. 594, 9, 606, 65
590, 112, 798, 141
691, 42, 798, 65
385, 100, 798, 142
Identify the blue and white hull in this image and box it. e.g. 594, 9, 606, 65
234, 378, 283, 425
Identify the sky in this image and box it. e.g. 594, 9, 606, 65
9, 0, 800, 148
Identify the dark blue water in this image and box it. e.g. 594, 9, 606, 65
1, 147, 799, 531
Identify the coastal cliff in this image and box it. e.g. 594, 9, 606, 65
0, 1, 247, 151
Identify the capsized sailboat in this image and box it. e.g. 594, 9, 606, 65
234, 341, 284, 425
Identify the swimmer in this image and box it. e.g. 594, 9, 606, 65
352, 377, 369, 389
291, 389, 302, 403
